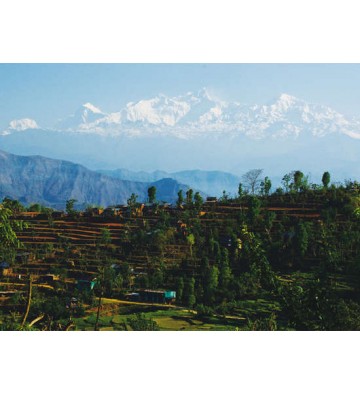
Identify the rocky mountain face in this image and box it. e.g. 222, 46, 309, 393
0, 150, 188, 209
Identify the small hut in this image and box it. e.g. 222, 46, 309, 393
0, 261, 12, 276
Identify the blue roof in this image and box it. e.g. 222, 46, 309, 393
0, 261, 10, 268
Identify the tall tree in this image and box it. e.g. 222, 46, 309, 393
66, 199, 78, 216
322, 171, 331, 189
238, 182, 244, 199
176, 277, 184, 304
177, 190, 184, 208
260, 176, 272, 196
186, 189, 194, 206
127, 193, 138, 216
194, 192, 203, 210
219, 248, 232, 290
204, 265, 219, 305
247, 196, 262, 224
242, 169, 263, 194
293, 170, 304, 191
147, 186, 157, 204
183, 277, 196, 308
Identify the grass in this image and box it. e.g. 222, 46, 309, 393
71, 303, 242, 331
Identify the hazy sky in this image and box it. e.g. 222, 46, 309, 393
1, 63, 360, 128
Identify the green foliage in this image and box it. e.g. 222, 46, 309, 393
177, 189, 184, 208
65, 199, 78, 216
247, 196, 261, 224
246, 313, 278, 331
127, 193, 138, 208
260, 176, 272, 196
183, 277, 196, 308
176, 277, 184, 303
0, 204, 27, 258
322, 171, 331, 189
194, 192, 203, 210
238, 182, 244, 199
126, 313, 160, 331
98, 228, 112, 246
147, 186, 157, 204
2, 197, 25, 214
295, 221, 310, 257
186, 189, 194, 207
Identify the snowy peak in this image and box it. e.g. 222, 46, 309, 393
82, 102, 103, 114
122, 95, 191, 126
55, 102, 107, 132
9, 118, 39, 131
1, 118, 39, 135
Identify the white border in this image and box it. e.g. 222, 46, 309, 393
1, 1, 359, 394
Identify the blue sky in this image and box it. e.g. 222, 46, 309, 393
1, 64, 360, 128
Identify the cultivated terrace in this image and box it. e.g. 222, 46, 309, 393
1, 170, 360, 330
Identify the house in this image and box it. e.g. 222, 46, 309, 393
102, 206, 122, 217
15, 252, 31, 265
76, 278, 97, 291
139, 289, 176, 304
66, 297, 78, 309
206, 197, 218, 203
52, 211, 65, 219
85, 207, 104, 216
0, 261, 12, 276
219, 235, 233, 248
39, 273, 60, 283
124, 292, 140, 302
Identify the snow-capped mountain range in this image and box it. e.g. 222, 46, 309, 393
1, 89, 360, 184
2, 88, 360, 140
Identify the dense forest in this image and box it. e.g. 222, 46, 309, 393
1, 169, 360, 330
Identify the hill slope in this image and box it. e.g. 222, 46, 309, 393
0, 150, 188, 208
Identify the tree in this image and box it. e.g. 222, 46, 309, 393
176, 277, 184, 304
238, 183, 244, 199
177, 189, 184, 208
242, 169, 263, 194
247, 196, 262, 224
147, 186, 157, 204
127, 313, 160, 331
183, 277, 196, 308
2, 197, 25, 215
66, 199, 78, 216
282, 173, 292, 193
295, 221, 309, 257
0, 204, 26, 259
186, 189, 193, 206
322, 171, 331, 189
98, 228, 112, 247
293, 170, 304, 191
194, 192, 203, 210
219, 248, 232, 290
127, 193, 138, 216
204, 265, 219, 305
260, 176, 272, 196
127, 193, 138, 207
186, 233, 195, 257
